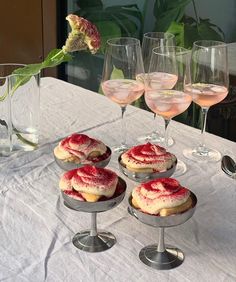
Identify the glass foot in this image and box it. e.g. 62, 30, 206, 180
137, 133, 154, 143
154, 136, 174, 147
173, 160, 187, 177
139, 244, 184, 270
72, 230, 116, 252
137, 134, 174, 147
113, 144, 129, 154
183, 147, 221, 162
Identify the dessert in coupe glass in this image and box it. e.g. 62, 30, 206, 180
59, 165, 126, 252
145, 46, 192, 176
118, 142, 177, 182
101, 37, 145, 153
183, 40, 229, 162
137, 32, 175, 145
128, 178, 197, 270
54, 133, 111, 170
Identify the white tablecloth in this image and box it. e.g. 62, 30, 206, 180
0, 77, 236, 282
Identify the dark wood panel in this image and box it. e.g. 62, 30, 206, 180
0, 0, 43, 64
0, 0, 57, 77
42, 0, 57, 77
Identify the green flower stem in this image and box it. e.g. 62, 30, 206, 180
0, 48, 72, 150
15, 132, 38, 149
0, 76, 26, 101
192, 0, 199, 25
0, 90, 8, 102
50, 49, 65, 61
11, 80, 25, 97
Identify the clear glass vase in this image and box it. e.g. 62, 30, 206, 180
0, 64, 40, 154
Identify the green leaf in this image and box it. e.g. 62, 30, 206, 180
106, 4, 143, 23
77, 0, 103, 9
153, 0, 192, 31
111, 67, 124, 80
98, 67, 124, 95
167, 21, 185, 46
198, 19, 224, 41
42, 49, 72, 68
76, 4, 143, 44
110, 13, 138, 37
167, 17, 224, 49
13, 64, 42, 76
11, 64, 42, 92
184, 23, 200, 48
95, 21, 121, 53
1, 48, 72, 148
11, 49, 72, 93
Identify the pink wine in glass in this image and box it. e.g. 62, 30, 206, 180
185, 83, 228, 108
145, 90, 192, 119
148, 72, 178, 90
137, 72, 177, 90
102, 79, 144, 107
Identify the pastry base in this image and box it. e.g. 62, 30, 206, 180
132, 196, 192, 216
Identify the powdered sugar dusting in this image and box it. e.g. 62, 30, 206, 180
121, 143, 176, 170
59, 165, 118, 200
132, 178, 190, 214
54, 133, 107, 163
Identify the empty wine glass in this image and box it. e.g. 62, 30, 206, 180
183, 40, 229, 162
145, 46, 192, 176
138, 32, 175, 145
101, 37, 145, 153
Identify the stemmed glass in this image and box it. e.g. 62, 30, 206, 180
138, 32, 175, 145
101, 37, 145, 153
183, 40, 229, 162
145, 46, 192, 176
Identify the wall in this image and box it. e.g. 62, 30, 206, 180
185, 0, 236, 42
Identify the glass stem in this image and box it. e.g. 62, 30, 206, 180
164, 118, 170, 148
90, 212, 97, 236
151, 114, 157, 135
120, 106, 127, 146
157, 227, 165, 253
199, 107, 208, 151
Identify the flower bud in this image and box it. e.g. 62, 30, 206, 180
63, 14, 101, 54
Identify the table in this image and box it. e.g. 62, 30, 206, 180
0, 77, 236, 282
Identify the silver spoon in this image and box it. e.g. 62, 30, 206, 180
221, 155, 236, 179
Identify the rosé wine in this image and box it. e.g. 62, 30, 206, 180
101, 79, 144, 107
185, 83, 228, 108
136, 72, 177, 91
145, 90, 192, 120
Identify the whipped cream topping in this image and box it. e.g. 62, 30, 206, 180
54, 133, 107, 163
59, 165, 118, 200
121, 143, 176, 171
132, 178, 190, 215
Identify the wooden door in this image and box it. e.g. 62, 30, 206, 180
0, 0, 57, 76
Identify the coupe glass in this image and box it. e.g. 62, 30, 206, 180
145, 46, 192, 176
138, 32, 175, 145
101, 37, 145, 153
183, 40, 229, 162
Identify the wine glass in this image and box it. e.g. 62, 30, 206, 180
183, 40, 229, 162
101, 37, 145, 153
138, 32, 175, 145
145, 46, 192, 176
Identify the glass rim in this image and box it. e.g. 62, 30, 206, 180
193, 40, 227, 49
152, 46, 191, 56
0, 63, 40, 78
106, 37, 140, 47
143, 32, 175, 40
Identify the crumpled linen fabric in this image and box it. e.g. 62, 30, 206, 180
0, 78, 235, 282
